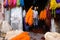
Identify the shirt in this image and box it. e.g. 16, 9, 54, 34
33, 10, 38, 18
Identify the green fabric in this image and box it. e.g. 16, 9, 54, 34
52, 9, 53, 14
52, 9, 56, 17
17, 0, 20, 6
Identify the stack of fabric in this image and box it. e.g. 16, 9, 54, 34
5, 30, 30, 40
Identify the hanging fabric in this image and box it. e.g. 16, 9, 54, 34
17, 0, 20, 6
56, 8, 60, 14
45, 5, 51, 27
12, 0, 16, 7
56, 0, 60, 3
11, 7, 23, 30
20, 0, 24, 7
8, 0, 11, 6
9, 0, 16, 8
50, 0, 58, 17
4, 0, 6, 7
25, 6, 33, 26
39, 9, 47, 20
4, 0, 8, 8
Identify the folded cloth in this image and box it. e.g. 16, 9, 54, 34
1, 21, 12, 33
5, 30, 30, 40
11, 32, 30, 40
44, 32, 60, 40
5, 30, 23, 40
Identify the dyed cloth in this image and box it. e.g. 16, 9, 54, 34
39, 9, 47, 20
56, 8, 60, 14
25, 7, 33, 26
11, 32, 30, 40
56, 0, 60, 3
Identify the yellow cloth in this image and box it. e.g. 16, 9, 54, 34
50, 0, 57, 9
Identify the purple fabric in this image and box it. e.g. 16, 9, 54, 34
56, 0, 60, 3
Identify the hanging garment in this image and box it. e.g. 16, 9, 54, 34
13, 0, 16, 6
8, 0, 10, 6
9, 0, 16, 8
46, 6, 51, 27
17, 0, 20, 6
50, 0, 58, 17
5, 9, 10, 22
50, 0, 57, 9
11, 0, 16, 7
25, 7, 33, 26
4, 0, 8, 8
11, 7, 23, 30
8, 0, 13, 8
3, 0, 6, 7
56, 0, 60, 3
39, 9, 47, 20
20, 0, 24, 7
56, 8, 60, 14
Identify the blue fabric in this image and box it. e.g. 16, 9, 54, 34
20, 0, 24, 7
24, 18, 30, 31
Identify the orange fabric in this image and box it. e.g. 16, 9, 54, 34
8, 0, 10, 6
39, 9, 47, 20
11, 32, 30, 40
25, 7, 33, 26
